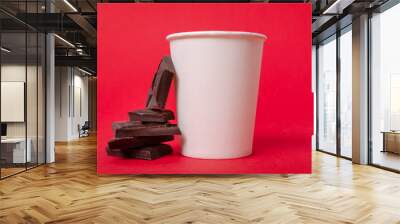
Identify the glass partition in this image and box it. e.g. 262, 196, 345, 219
38, 32, 45, 165
339, 28, 352, 158
317, 36, 337, 154
27, 30, 38, 169
0, 1, 46, 179
312, 45, 317, 150
370, 3, 400, 171
1, 30, 28, 177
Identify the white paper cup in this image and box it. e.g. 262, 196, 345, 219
167, 31, 266, 159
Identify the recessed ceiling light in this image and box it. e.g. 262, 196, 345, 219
54, 34, 75, 48
63, 0, 78, 12
1, 47, 11, 53
78, 67, 93, 76
323, 0, 354, 15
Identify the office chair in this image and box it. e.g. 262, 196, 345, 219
79, 121, 90, 138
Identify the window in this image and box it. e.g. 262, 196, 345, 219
339, 28, 352, 158
317, 36, 337, 154
370, 3, 400, 171
316, 26, 353, 158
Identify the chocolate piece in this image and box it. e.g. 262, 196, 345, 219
108, 135, 174, 149
122, 144, 173, 160
146, 56, 176, 110
115, 123, 181, 138
129, 109, 174, 123
112, 121, 142, 132
106, 146, 124, 157
107, 56, 179, 159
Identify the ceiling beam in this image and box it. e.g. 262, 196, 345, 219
67, 13, 97, 39
55, 55, 96, 71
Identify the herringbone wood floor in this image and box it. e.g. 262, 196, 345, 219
1, 135, 400, 224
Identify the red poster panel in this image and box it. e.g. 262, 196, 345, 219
98, 3, 313, 174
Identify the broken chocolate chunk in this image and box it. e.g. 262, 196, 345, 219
129, 109, 174, 123
146, 56, 176, 110
112, 121, 142, 132
115, 123, 181, 138
108, 135, 174, 150
107, 56, 179, 160
122, 144, 173, 160
106, 146, 124, 157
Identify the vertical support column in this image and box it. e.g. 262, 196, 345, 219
0, 23, 2, 179
46, 0, 55, 163
352, 14, 369, 164
312, 45, 317, 150
315, 45, 320, 150
55, 67, 74, 141
88, 77, 97, 132
336, 30, 341, 156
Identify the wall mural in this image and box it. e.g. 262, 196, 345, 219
97, 3, 312, 174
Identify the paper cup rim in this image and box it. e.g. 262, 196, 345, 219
166, 31, 267, 41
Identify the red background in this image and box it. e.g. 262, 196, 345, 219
97, 3, 313, 174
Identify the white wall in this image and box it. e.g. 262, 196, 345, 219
1, 65, 25, 136
55, 67, 70, 141
55, 67, 89, 141
1, 65, 41, 138
71, 73, 89, 138
1, 82, 25, 122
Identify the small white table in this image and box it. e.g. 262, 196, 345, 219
1, 138, 32, 163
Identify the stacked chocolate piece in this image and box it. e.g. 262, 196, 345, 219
106, 56, 181, 160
